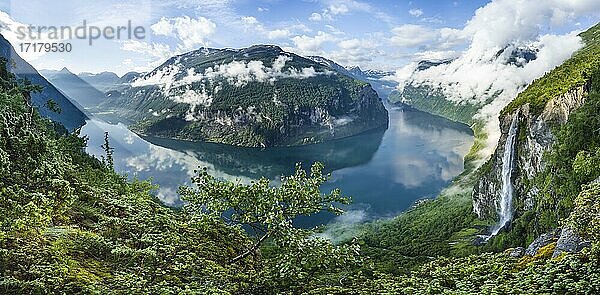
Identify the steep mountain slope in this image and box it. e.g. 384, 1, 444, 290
0, 34, 87, 130
388, 59, 484, 126
473, 22, 600, 247
101, 45, 388, 147
41, 68, 106, 109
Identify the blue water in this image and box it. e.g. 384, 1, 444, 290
81, 106, 473, 227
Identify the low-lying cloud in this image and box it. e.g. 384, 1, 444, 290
132, 54, 333, 120
389, 0, 599, 157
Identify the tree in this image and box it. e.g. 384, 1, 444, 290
179, 162, 362, 292
100, 132, 114, 169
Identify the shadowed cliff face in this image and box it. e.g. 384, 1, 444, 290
473, 82, 590, 221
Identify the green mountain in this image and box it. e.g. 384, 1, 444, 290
98, 45, 388, 147
388, 59, 483, 126
346, 22, 600, 293
306, 56, 398, 99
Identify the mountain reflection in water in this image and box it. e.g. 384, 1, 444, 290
81, 106, 473, 227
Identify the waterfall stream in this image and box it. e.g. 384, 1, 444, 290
489, 115, 519, 237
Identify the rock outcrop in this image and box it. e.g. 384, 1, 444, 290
525, 229, 560, 256
553, 227, 591, 258
472, 81, 590, 221
505, 247, 526, 258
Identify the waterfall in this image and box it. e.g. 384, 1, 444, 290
489, 115, 519, 237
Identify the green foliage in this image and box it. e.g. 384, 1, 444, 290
0, 60, 361, 294
356, 185, 479, 275
179, 163, 363, 292
100, 131, 114, 169
45, 99, 61, 114
567, 183, 600, 242
318, 184, 600, 294
390, 85, 486, 126
527, 70, 600, 234
503, 22, 600, 116
573, 148, 600, 182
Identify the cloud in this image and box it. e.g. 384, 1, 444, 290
132, 55, 334, 119
313, 0, 395, 24
390, 25, 467, 50
0, 10, 72, 61
409, 8, 424, 17
267, 29, 290, 40
329, 3, 350, 15
151, 16, 216, 50
390, 24, 438, 48
390, 0, 600, 157
257, 7, 269, 12
121, 40, 173, 60
135, 55, 332, 89
291, 31, 337, 53
241, 16, 260, 26
327, 38, 382, 65
309, 12, 323, 22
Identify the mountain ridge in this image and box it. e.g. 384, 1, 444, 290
0, 34, 87, 130
100, 44, 389, 147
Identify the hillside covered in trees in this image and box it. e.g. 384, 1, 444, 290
2, 16, 600, 295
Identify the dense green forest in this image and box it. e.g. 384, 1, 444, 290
0, 58, 363, 294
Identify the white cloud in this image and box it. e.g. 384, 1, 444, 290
0, 11, 67, 61
409, 8, 424, 17
132, 55, 333, 119
292, 31, 337, 53
329, 4, 350, 15
121, 40, 173, 60
241, 16, 260, 26
327, 38, 381, 65
309, 12, 323, 22
267, 29, 290, 40
389, 25, 467, 50
390, 24, 438, 48
151, 16, 216, 51
313, 0, 395, 24
257, 7, 269, 12
391, 0, 600, 157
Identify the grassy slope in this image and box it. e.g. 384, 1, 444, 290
503, 23, 600, 116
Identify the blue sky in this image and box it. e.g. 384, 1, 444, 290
0, 0, 598, 75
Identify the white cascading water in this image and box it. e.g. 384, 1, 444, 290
489, 115, 519, 238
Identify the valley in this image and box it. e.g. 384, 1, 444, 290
1, 1, 600, 293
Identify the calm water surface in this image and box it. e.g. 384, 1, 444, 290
81, 106, 473, 227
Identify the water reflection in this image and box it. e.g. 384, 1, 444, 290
81, 106, 473, 226
143, 126, 386, 180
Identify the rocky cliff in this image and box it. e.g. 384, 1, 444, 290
473, 82, 589, 220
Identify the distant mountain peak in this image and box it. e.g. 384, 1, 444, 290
59, 67, 73, 74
